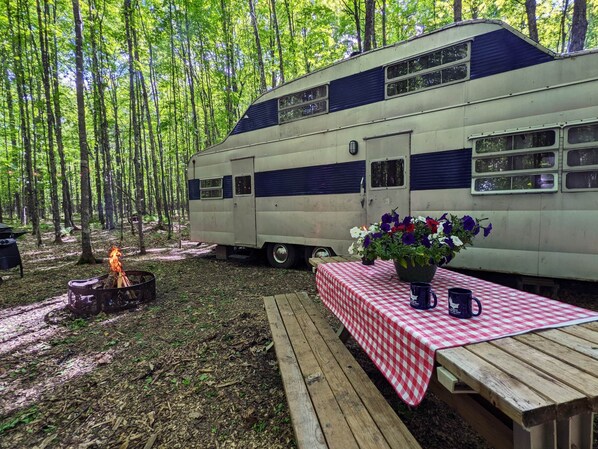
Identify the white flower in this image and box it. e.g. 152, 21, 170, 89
368, 224, 378, 233
348, 242, 356, 254
350, 227, 362, 238
452, 236, 464, 247
416, 216, 427, 222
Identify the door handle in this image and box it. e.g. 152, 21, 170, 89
360, 177, 365, 208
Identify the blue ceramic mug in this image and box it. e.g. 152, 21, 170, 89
410, 282, 437, 310
448, 288, 482, 319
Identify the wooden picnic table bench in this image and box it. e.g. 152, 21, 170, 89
264, 291, 422, 449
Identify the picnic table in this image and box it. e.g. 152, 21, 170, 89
310, 257, 598, 449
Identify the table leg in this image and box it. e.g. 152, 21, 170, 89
557, 413, 593, 449
336, 324, 350, 343
513, 421, 556, 449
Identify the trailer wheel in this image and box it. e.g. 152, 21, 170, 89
266, 243, 298, 269
304, 246, 335, 265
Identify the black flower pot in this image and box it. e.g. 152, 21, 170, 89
393, 260, 437, 282
361, 256, 375, 266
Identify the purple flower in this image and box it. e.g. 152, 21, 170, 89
483, 223, 493, 237
402, 216, 412, 226
402, 233, 416, 245
462, 215, 476, 232
446, 237, 455, 249
363, 235, 371, 248
380, 222, 391, 232
372, 232, 383, 239
381, 213, 393, 224
443, 221, 453, 234
473, 225, 480, 236
421, 236, 431, 248
439, 213, 448, 221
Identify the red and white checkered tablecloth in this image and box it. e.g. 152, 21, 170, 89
315, 260, 598, 406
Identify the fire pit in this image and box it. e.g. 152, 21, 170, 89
67, 247, 156, 316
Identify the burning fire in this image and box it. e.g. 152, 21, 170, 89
108, 246, 131, 288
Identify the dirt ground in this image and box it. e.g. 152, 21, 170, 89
1, 224, 597, 449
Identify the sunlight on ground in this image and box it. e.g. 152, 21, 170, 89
0, 241, 216, 417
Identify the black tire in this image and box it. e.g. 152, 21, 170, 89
304, 246, 335, 265
266, 243, 298, 269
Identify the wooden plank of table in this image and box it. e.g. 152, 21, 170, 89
582, 321, 598, 332
467, 342, 589, 420
514, 333, 598, 377
538, 329, 598, 360
275, 294, 360, 449
263, 296, 327, 449
558, 325, 598, 345
286, 293, 394, 449
437, 346, 556, 428
490, 338, 598, 411
297, 292, 422, 449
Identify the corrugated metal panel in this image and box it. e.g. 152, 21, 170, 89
329, 67, 385, 112
231, 99, 278, 135
411, 149, 471, 190
223, 175, 233, 198
188, 179, 200, 200
470, 29, 553, 79
255, 160, 365, 197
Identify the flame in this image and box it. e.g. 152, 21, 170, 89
108, 246, 130, 288
108, 247, 125, 274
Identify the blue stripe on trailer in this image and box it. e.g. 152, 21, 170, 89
410, 148, 472, 191
223, 176, 233, 198
231, 99, 278, 135
188, 179, 200, 200
329, 67, 385, 111
255, 160, 366, 197
470, 29, 553, 79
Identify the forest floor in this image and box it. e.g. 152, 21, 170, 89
1, 223, 597, 449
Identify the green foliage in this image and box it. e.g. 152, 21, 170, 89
0, 407, 39, 434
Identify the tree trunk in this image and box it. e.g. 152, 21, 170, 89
454, 0, 462, 22
525, 0, 539, 43
124, 0, 145, 254
50, 1, 75, 230
147, 42, 171, 236
36, 0, 63, 243
248, 0, 267, 92
11, 0, 41, 246
569, 0, 587, 52
72, 0, 97, 264
559, 0, 571, 53
381, 0, 387, 46
3, 60, 18, 222
364, 0, 375, 51
270, 0, 285, 84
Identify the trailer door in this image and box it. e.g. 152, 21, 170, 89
231, 157, 257, 246
366, 132, 410, 224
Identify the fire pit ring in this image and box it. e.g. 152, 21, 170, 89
67, 270, 156, 317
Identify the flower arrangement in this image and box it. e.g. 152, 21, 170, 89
349, 210, 492, 267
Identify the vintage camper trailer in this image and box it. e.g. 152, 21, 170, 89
187, 19, 598, 281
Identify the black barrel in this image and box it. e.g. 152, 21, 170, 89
0, 238, 23, 277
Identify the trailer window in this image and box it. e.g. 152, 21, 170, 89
386, 42, 470, 98
234, 175, 252, 195
278, 85, 328, 124
472, 129, 558, 194
371, 158, 405, 188
563, 123, 598, 191
200, 178, 223, 200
